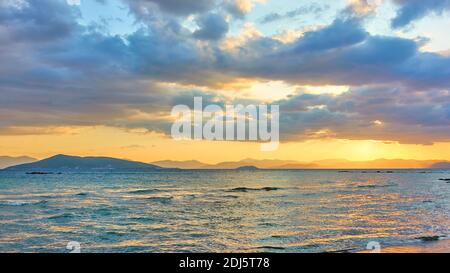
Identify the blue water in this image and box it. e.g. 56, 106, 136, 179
0, 170, 449, 252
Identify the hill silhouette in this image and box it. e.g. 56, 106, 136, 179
0, 156, 36, 169
4, 154, 164, 172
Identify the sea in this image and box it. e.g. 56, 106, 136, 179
0, 170, 449, 253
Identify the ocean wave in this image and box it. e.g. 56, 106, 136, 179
47, 213, 74, 220
223, 195, 239, 199
415, 235, 445, 242
146, 196, 173, 204
128, 216, 158, 223
0, 200, 48, 207
255, 246, 286, 250
75, 192, 88, 196
356, 183, 396, 189
94, 207, 115, 216
226, 187, 282, 192
128, 189, 161, 195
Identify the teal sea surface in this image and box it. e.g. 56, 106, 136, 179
0, 170, 449, 252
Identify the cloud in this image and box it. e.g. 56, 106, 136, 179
193, 13, 229, 40
391, 0, 450, 28
224, 18, 450, 90
276, 86, 450, 144
1, 0, 450, 146
347, 0, 382, 15
259, 4, 329, 24
66, 0, 80, 5
224, 0, 254, 18
122, 0, 216, 17
0, 0, 78, 44
120, 144, 146, 150
291, 18, 367, 52
4, 2, 449, 90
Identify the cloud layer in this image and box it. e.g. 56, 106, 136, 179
0, 0, 449, 145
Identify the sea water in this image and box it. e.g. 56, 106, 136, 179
0, 170, 449, 252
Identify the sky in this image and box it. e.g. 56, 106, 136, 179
1, 0, 450, 163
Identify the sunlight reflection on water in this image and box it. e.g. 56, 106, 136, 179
0, 170, 449, 252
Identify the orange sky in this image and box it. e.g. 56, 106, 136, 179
2, 1, 450, 165
2, 126, 450, 163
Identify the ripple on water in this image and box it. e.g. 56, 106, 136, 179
75, 192, 88, 197
127, 189, 162, 195
47, 213, 75, 221
226, 187, 282, 193
0, 170, 449, 253
0, 200, 48, 207
146, 196, 174, 204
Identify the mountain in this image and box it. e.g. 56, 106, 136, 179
153, 158, 319, 169
313, 159, 442, 169
151, 158, 310, 169
276, 163, 320, 169
4, 154, 165, 172
235, 166, 260, 170
0, 156, 37, 169
5, 155, 449, 171
152, 160, 212, 169
150, 158, 450, 169
430, 162, 450, 169
212, 158, 310, 169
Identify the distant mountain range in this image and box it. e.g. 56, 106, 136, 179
152, 158, 317, 169
0, 156, 36, 169
3, 154, 164, 172
1, 154, 450, 171
430, 162, 450, 169
152, 160, 212, 169
151, 158, 450, 169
